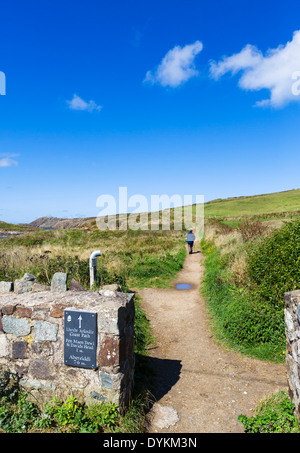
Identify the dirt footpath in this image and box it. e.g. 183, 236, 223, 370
138, 250, 288, 433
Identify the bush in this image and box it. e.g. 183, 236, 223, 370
201, 240, 286, 362
239, 220, 268, 242
203, 250, 284, 339
247, 219, 300, 309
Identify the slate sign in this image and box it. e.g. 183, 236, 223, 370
64, 309, 97, 369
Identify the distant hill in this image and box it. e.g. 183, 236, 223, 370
28, 216, 95, 229
20, 188, 300, 230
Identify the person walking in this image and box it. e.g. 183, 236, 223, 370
186, 229, 196, 254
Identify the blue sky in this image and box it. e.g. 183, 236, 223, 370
0, 0, 300, 223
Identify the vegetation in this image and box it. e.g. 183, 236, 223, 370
0, 228, 186, 289
201, 218, 300, 362
0, 225, 186, 433
0, 285, 155, 434
0, 385, 132, 433
1, 188, 300, 432
199, 192, 300, 433
238, 391, 299, 433
203, 188, 300, 218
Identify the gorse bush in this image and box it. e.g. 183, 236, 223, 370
247, 219, 300, 309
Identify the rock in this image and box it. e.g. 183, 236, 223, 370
0, 282, 13, 293
51, 273, 68, 292
22, 273, 37, 282
34, 321, 58, 341
14, 273, 37, 294
150, 403, 179, 429
2, 316, 31, 337
14, 280, 33, 294
70, 279, 86, 292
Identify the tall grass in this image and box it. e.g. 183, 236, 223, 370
0, 228, 186, 289
200, 218, 293, 362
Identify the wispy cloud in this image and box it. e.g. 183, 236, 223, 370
67, 94, 102, 112
210, 30, 300, 108
144, 41, 203, 88
0, 153, 19, 168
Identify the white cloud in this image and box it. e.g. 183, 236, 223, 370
67, 94, 102, 112
210, 30, 300, 108
144, 41, 203, 88
0, 154, 18, 168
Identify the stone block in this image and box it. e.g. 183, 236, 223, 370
16, 306, 32, 318
29, 359, 53, 379
51, 273, 68, 292
70, 279, 86, 291
2, 316, 31, 337
98, 293, 135, 336
12, 341, 28, 359
2, 305, 16, 315
0, 282, 13, 293
31, 341, 53, 357
50, 304, 66, 318
98, 335, 126, 368
14, 280, 34, 294
14, 273, 37, 294
34, 321, 58, 341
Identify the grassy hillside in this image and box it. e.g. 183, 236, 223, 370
0, 221, 33, 232
204, 189, 300, 218
178, 189, 300, 220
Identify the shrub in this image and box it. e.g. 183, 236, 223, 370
238, 391, 299, 433
247, 219, 300, 309
201, 240, 286, 362
239, 220, 268, 242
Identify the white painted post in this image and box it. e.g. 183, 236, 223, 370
89, 250, 101, 288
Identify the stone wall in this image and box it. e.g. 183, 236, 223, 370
285, 289, 300, 422
0, 288, 135, 410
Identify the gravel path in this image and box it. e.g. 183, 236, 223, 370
138, 250, 288, 433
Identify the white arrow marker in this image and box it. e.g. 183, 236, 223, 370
78, 315, 82, 329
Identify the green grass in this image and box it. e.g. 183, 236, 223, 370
0, 228, 186, 289
0, 221, 31, 231
204, 189, 300, 218
178, 188, 300, 220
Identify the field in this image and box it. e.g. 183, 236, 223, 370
200, 188, 300, 218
